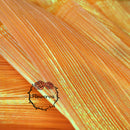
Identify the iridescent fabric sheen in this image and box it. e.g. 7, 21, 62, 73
0, 0, 129, 129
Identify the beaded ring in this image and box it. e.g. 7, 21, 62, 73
28, 80, 59, 111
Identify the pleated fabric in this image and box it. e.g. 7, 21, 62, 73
0, 0, 129, 129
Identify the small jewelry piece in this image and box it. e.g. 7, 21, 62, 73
28, 80, 59, 111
